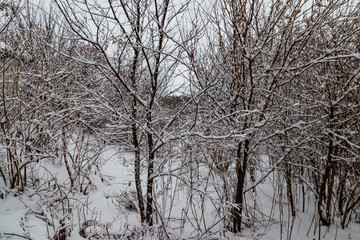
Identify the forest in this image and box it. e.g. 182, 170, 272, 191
0, 0, 359, 239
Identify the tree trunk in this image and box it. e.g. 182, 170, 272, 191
233, 139, 249, 232
318, 105, 335, 226
145, 109, 155, 226
286, 164, 296, 217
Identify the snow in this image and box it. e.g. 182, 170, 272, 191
1, 142, 360, 239
0, 195, 28, 234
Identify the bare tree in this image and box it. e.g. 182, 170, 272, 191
189, 0, 360, 233
53, 0, 200, 228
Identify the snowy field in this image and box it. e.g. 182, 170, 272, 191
1, 143, 359, 240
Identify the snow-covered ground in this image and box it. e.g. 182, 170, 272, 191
1, 144, 360, 239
